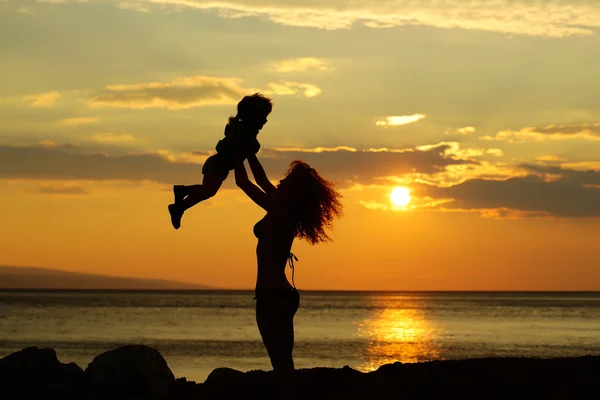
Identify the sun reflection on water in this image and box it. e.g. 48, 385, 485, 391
354, 304, 442, 372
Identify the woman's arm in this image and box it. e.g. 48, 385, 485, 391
234, 161, 269, 211
247, 154, 276, 194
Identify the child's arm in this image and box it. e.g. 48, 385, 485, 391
234, 161, 269, 211
247, 154, 276, 195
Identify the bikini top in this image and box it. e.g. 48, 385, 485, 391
253, 217, 299, 288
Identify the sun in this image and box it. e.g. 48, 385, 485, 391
390, 187, 411, 207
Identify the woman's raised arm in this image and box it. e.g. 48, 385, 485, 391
247, 154, 276, 195
234, 161, 269, 211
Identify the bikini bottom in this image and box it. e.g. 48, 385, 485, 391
254, 287, 300, 318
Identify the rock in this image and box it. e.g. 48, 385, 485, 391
198, 366, 371, 400
84, 345, 175, 400
2, 345, 600, 400
196, 357, 600, 400
204, 367, 246, 384
171, 377, 203, 400
0, 346, 84, 399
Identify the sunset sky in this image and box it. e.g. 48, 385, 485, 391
1, 0, 600, 290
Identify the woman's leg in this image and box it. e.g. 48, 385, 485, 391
256, 290, 300, 372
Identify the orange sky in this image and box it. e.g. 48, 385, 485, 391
1, 0, 600, 290
2, 178, 599, 290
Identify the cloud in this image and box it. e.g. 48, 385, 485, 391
560, 161, 600, 171
397, 163, 600, 218
535, 155, 568, 163
0, 142, 473, 187
98, 0, 600, 38
272, 57, 331, 72
6, 142, 599, 218
376, 114, 426, 127
414, 141, 503, 160
419, 173, 600, 218
265, 81, 322, 97
479, 123, 600, 143
22, 91, 61, 108
260, 144, 475, 186
344, 150, 600, 218
60, 117, 100, 126
33, 186, 88, 195
84, 76, 255, 110
117, 1, 152, 12
520, 163, 600, 186
0, 144, 201, 184
358, 200, 390, 211
91, 133, 136, 143
83, 76, 320, 109
485, 149, 504, 157
445, 126, 475, 135
358, 193, 452, 212
270, 146, 357, 153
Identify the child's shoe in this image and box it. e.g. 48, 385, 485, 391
168, 204, 183, 230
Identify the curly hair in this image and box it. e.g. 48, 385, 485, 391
228, 93, 273, 124
278, 161, 343, 245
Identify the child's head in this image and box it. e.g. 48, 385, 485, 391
234, 93, 273, 129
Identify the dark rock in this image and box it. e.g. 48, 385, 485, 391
0, 346, 84, 399
171, 377, 203, 400
197, 356, 600, 400
204, 366, 246, 384
198, 366, 372, 400
84, 345, 174, 400
2, 345, 600, 400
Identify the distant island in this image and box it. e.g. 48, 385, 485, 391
0, 266, 214, 290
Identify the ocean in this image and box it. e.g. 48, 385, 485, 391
1, 290, 599, 382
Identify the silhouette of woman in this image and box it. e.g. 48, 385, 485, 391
234, 154, 343, 372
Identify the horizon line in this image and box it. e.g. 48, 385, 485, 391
1, 288, 599, 293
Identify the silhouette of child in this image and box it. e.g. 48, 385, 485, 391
168, 93, 273, 229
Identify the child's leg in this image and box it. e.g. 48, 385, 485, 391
180, 173, 224, 211
173, 184, 201, 204
168, 172, 226, 229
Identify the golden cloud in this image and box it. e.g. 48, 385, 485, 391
0, 142, 470, 186
415, 141, 504, 160
479, 123, 600, 143
22, 91, 61, 108
103, 0, 600, 38
83, 76, 320, 109
485, 149, 503, 157
536, 155, 568, 163
117, 1, 152, 12
559, 161, 600, 171
376, 114, 426, 127
272, 57, 331, 72
269, 146, 357, 153
265, 81, 322, 97
84, 76, 254, 109
445, 126, 475, 135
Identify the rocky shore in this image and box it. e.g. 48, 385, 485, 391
1, 345, 598, 399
